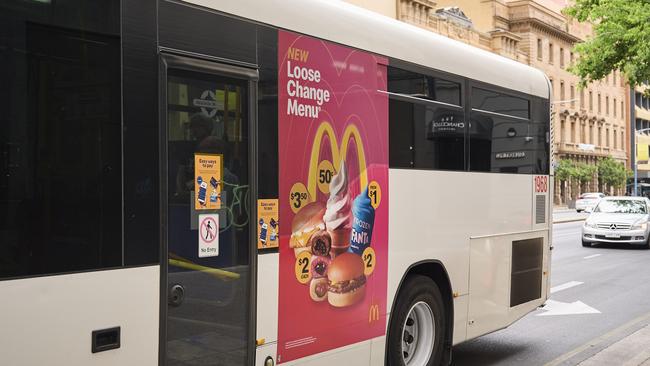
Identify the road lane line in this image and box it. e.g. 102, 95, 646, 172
584, 254, 602, 259
543, 310, 650, 366
550, 281, 584, 294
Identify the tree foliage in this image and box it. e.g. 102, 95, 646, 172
554, 159, 575, 182
576, 162, 597, 185
555, 159, 596, 184
564, 0, 650, 89
597, 156, 628, 189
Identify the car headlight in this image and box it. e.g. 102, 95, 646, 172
632, 222, 648, 230
584, 221, 598, 229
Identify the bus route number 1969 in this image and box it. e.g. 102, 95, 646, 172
534, 175, 548, 193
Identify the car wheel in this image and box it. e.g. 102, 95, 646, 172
643, 239, 650, 250
387, 275, 446, 366
582, 240, 591, 247
576, 209, 582, 213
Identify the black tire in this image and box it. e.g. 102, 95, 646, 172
387, 275, 446, 366
643, 239, 650, 249
582, 240, 591, 247
576, 209, 583, 213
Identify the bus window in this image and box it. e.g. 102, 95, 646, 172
389, 98, 465, 171
0, 0, 122, 279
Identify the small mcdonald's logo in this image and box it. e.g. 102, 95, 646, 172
368, 304, 380, 323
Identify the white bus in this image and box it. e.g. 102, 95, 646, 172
0, 0, 551, 365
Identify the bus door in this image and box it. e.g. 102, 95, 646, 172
161, 53, 258, 366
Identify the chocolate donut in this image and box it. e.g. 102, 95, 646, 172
310, 230, 332, 257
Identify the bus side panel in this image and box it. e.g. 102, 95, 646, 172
388, 170, 537, 345
0, 266, 159, 366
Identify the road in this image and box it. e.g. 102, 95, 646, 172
453, 221, 650, 366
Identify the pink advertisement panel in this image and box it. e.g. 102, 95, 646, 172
277, 30, 389, 363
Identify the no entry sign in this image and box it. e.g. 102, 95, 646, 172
198, 213, 219, 258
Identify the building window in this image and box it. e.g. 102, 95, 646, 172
570, 51, 574, 65
606, 128, 610, 147
571, 121, 576, 142
598, 127, 602, 146
560, 48, 565, 68
560, 81, 565, 100
614, 128, 617, 149
621, 101, 624, 119
598, 93, 601, 114
537, 38, 543, 61
621, 130, 625, 150
549, 43, 554, 64
581, 123, 586, 144
549, 78, 554, 97
614, 98, 617, 117
613, 72, 617, 86
560, 119, 565, 142
580, 88, 585, 109
606, 96, 609, 115
589, 90, 593, 111
570, 85, 575, 107
590, 124, 594, 144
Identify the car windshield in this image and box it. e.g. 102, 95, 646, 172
594, 200, 647, 214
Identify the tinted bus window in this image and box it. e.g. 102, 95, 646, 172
389, 98, 465, 170
469, 112, 547, 174
0, 0, 121, 278
472, 87, 529, 119
388, 67, 461, 106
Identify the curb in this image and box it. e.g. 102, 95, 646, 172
553, 218, 586, 224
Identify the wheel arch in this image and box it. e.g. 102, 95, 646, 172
386, 260, 454, 365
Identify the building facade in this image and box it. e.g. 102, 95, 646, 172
344, 0, 631, 205
634, 86, 650, 182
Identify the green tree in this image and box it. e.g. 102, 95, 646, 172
597, 156, 628, 191
554, 159, 575, 183
564, 0, 650, 89
575, 163, 597, 191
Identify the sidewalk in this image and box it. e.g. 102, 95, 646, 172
578, 323, 650, 366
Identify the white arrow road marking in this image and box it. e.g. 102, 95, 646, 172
583, 254, 602, 259
550, 281, 584, 294
537, 299, 601, 316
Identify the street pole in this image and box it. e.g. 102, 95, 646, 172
632, 86, 638, 196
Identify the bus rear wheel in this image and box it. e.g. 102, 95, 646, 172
388, 275, 446, 366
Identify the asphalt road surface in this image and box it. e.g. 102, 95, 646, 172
453, 221, 650, 366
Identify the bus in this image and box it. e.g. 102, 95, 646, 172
0, 0, 552, 365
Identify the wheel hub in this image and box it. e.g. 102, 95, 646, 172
401, 301, 435, 365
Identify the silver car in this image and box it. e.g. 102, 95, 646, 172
582, 197, 650, 248
575, 192, 605, 212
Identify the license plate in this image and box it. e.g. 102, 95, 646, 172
606, 232, 620, 238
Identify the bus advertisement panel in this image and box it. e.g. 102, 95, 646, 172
277, 30, 389, 363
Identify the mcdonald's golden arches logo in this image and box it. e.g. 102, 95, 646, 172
368, 303, 380, 323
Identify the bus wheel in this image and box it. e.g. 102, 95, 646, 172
388, 275, 445, 366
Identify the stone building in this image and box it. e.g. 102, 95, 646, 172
344, 0, 631, 205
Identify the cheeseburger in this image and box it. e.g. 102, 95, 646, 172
326, 252, 366, 307
290, 201, 328, 257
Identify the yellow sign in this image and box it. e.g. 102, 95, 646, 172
638, 142, 650, 162
194, 153, 223, 210
294, 251, 312, 284
257, 199, 279, 249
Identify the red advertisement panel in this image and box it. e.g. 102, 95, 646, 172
277, 30, 389, 363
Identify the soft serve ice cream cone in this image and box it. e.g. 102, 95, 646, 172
324, 160, 352, 257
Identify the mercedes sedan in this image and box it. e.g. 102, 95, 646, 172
582, 197, 650, 248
